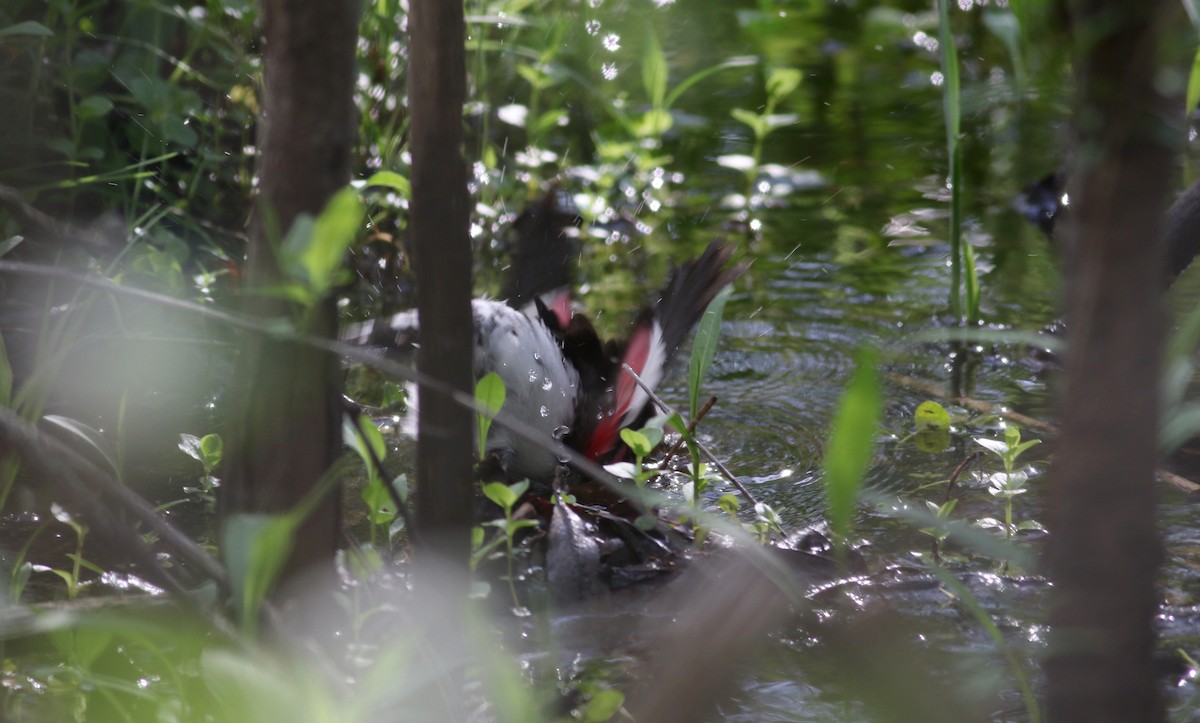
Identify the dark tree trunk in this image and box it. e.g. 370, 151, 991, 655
1046, 2, 1181, 719
222, 0, 361, 600
409, 0, 475, 567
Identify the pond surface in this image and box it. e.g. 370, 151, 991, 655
456, 0, 1200, 719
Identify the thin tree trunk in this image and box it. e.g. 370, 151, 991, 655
222, 0, 360, 601
409, 0, 475, 569
1046, 2, 1181, 719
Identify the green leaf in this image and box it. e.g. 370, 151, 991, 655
475, 372, 506, 458
642, 30, 668, 108
633, 108, 673, 139
199, 433, 224, 469
765, 67, 802, 102
343, 414, 387, 484
822, 347, 882, 547
583, 689, 626, 722
914, 400, 951, 431
730, 108, 766, 138
280, 186, 364, 300
688, 286, 732, 419
361, 478, 396, 525
221, 513, 301, 635
482, 481, 520, 511
77, 95, 113, 120
475, 372, 506, 416
975, 437, 1008, 457
620, 428, 653, 458
363, 170, 411, 197
0, 21, 54, 39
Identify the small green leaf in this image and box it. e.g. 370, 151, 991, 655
975, 437, 1008, 456
688, 286, 732, 420
280, 187, 364, 300
199, 433, 224, 469
361, 478, 396, 525
482, 481, 520, 511
0, 21, 54, 39
730, 108, 766, 138
363, 171, 411, 197
475, 372, 506, 458
77, 95, 113, 120
717, 493, 741, 515
343, 414, 387, 484
476, 372, 506, 416
765, 67, 802, 102
583, 689, 626, 722
914, 400, 951, 431
221, 513, 301, 635
620, 428, 653, 458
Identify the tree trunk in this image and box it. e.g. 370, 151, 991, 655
222, 0, 360, 601
409, 0, 475, 568
1046, 2, 1181, 719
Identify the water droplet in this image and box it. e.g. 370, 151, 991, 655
602, 33, 621, 51
542, 378, 553, 390
532, 351, 541, 361
585, 19, 601, 35
552, 425, 570, 440
529, 371, 538, 383
540, 405, 549, 417
601, 63, 618, 81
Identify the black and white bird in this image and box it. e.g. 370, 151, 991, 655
344, 193, 742, 480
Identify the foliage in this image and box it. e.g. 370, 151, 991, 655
822, 347, 882, 561
474, 371, 506, 460
975, 424, 1042, 545
936, 0, 979, 325
475, 479, 539, 610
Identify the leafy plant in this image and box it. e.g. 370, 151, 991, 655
936, 0, 979, 325
33, 504, 102, 599
975, 424, 1041, 544
179, 432, 224, 510
343, 415, 406, 546
617, 423, 665, 530
475, 479, 539, 610
727, 67, 802, 207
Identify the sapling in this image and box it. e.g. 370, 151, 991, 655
975, 424, 1041, 544
476, 479, 538, 611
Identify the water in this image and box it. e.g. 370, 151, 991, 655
477, 0, 1200, 717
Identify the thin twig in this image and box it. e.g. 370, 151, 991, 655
945, 451, 984, 504
660, 395, 717, 467
620, 363, 762, 508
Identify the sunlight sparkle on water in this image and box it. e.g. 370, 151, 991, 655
912, 31, 937, 52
